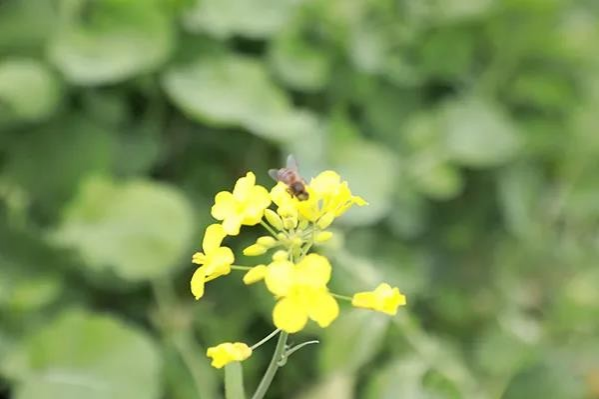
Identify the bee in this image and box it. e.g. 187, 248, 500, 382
268, 155, 310, 201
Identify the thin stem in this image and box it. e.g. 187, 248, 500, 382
260, 220, 278, 237
231, 265, 253, 271
331, 292, 353, 302
284, 340, 319, 360
251, 331, 289, 399
251, 329, 281, 350
224, 362, 246, 399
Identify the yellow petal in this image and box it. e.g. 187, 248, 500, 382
233, 172, 256, 200
243, 265, 268, 284
202, 224, 226, 254
206, 342, 252, 369
296, 254, 331, 288
310, 171, 341, 196
191, 252, 206, 265
211, 191, 237, 220
307, 291, 339, 328
241, 186, 272, 225
204, 247, 234, 280
222, 214, 243, 236
316, 212, 335, 229
273, 297, 309, 333
190, 268, 206, 300
265, 260, 295, 297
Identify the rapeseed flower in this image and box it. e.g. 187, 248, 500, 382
211, 172, 271, 235
263, 254, 339, 333
352, 283, 407, 315
206, 342, 252, 369
190, 224, 234, 299
191, 160, 406, 383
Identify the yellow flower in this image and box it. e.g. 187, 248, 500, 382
211, 172, 271, 235
298, 171, 367, 222
264, 254, 339, 333
352, 283, 406, 315
190, 224, 234, 300
206, 342, 252, 369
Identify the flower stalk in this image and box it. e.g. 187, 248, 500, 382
251, 331, 289, 399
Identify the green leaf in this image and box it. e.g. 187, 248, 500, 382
52, 176, 195, 281
163, 54, 314, 141
320, 310, 389, 375
294, 373, 355, 399
3, 114, 113, 198
503, 355, 587, 399
0, 0, 57, 53
48, 0, 173, 85
441, 97, 521, 168
269, 28, 331, 91
182, 0, 298, 39
364, 356, 430, 399
0, 58, 61, 124
8, 310, 162, 399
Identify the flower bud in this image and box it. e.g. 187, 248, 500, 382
314, 231, 333, 243
243, 244, 267, 256
243, 265, 267, 284
272, 250, 289, 262
257, 236, 277, 248
264, 209, 284, 230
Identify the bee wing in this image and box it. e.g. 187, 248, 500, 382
268, 169, 280, 181
286, 154, 299, 172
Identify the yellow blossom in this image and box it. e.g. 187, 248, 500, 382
211, 172, 271, 236
190, 224, 234, 300
264, 254, 339, 333
352, 283, 406, 315
297, 171, 367, 222
206, 342, 252, 369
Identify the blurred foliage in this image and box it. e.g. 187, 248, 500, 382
1, 0, 599, 398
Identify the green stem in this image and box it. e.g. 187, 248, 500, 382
331, 292, 353, 302
231, 265, 253, 271
260, 220, 279, 237
251, 329, 281, 350
225, 362, 246, 399
251, 331, 289, 399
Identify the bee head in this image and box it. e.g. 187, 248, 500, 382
296, 191, 309, 201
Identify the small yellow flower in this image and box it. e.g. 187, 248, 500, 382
190, 224, 234, 300
264, 254, 339, 333
297, 171, 367, 222
206, 342, 252, 369
352, 283, 406, 315
211, 172, 271, 236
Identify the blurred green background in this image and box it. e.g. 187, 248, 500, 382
1, 0, 599, 398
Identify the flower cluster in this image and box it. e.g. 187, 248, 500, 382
191, 168, 407, 369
